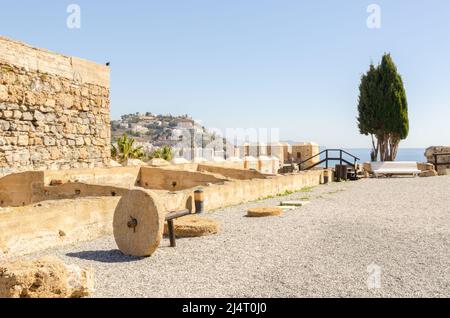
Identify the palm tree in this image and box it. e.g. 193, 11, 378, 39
111, 144, 118, 159
151, 145, 173, 161
115, 134, 144, 162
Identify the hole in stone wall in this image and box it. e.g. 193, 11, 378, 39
75, 190, 81, 195
111, 191, 116, 197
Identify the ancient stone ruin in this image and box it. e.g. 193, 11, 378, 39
0, 256, 93, 298
425, 146, 450, 175
0, 36, 110, 175
0, 37, 333, 296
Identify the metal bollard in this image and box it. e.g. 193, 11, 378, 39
194, 189, 205, 214
323, 170, 329, 184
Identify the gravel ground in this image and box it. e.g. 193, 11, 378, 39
30, 176, 450, 298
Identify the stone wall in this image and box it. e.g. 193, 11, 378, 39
425, 146, 450, 175
0, 36, 110, 175
292, 143, 320, 168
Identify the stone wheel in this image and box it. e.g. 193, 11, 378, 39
247, 206, 282, 217
113, 189, 164, 257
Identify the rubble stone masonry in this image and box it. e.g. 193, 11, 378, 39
0, 36, 110, 175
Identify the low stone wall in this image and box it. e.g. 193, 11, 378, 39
0, 166, 330, 257
0, 167, 140, 207
0, 171, 43, 206
0, 189, 195, 258
139, 166, 227, 191
0, 197, 121, 257
203, 169, 328, 211
197, 164, 267, 180
43, 166, 140, 187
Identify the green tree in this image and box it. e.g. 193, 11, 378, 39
111, 144, 118, 159
115, 134, 144, 162
151, 146, 173, 161
357, 54, 409, 161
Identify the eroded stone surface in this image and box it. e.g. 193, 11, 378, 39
163, 215, 220, 238
0, 256, 93, 298
425, 147, 450, 175
247, 206, 282, 217
0, 36, 110, 175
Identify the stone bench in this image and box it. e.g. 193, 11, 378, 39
370, 161, 421, 177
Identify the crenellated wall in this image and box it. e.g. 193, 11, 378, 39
0, 36, 110, 175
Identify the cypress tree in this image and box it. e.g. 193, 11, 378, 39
357, 54, 409, 161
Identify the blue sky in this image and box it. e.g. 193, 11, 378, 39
1, 0, 449, 148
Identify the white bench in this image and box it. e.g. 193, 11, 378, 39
370, 161, 421, 177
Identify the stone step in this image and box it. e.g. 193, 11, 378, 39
279, 205, 298, 211
279, 200, 310, 207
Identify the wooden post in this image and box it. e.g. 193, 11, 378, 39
167, 220, 176, 247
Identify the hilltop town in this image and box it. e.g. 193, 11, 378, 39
111, 112, 224, 156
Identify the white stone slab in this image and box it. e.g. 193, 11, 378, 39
279, 200, 310, 207
279, 205, 298, 210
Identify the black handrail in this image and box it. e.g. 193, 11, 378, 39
298, 149, 360, 171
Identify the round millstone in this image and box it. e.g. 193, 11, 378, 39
163, 215, 219, 238
247, 206, 283, 217
113, 189, 164, 257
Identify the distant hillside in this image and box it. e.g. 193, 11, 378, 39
111, 112, 225, 150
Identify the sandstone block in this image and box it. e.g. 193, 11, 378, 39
75, 137, 85, 146
24, 92, 36, 105
43, 136, 56, 146
17, 135, 29, 146
0, 85, 8, 101
163, 215, 220, 238
22, 112, 33, 121
0, 120, 10, 131
33, 110, 45, 121
417, 162, 434, 171
419, 170, 438, 177
0, 256, 94, 298
13, 110, 22, 119
3, 110, 13, 118
247, 206, 283, 217
44, 99, 56, 108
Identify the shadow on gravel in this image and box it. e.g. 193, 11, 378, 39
66, 250, 144, 263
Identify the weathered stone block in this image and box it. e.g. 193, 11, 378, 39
17, 135, 29, 146
43, 137, 56, 146
33, 110, 45, 121
0, 85, 8, 101
21, 112, 33, 121
0, 120, 10, 131
0, 36, 111, 174
0, 256, 94, 298
419, 170, 438, 177
13, 110, 22, 119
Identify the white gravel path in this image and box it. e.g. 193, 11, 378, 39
30, 176, 450, 298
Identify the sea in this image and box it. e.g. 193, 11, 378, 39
318, 148, 426, 164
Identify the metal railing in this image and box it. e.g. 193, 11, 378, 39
298, 149, 360, 171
